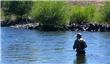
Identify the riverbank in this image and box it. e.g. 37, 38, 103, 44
1, 20, 110, 32
1, 1, 110, 32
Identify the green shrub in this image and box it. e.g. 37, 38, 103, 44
31, 1, 70, 26
69, 5, 96, 24
93, 8, 104, 24
1, 1, 33, 18
101, 2, 110, 23
0, 9, 4, 20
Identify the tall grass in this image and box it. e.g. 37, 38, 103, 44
101, 2, 110, 23
31, 1, 70, 26
0, 9, 4, 20
1, 1, 110, 26
69, 5, 96, 24
0, 9, 11, 21
93, 7, 104, 24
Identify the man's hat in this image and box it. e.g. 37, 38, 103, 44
77, 33, 82, 37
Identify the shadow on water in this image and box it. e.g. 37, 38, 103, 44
74, 55, 86, 64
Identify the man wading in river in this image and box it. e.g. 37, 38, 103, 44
73, 33, 87, 56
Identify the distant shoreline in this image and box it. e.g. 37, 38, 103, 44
1, 20, 110, 32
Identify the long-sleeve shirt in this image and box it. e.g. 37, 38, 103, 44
73, 38, 87, 51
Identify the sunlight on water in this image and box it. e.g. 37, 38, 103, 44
1, 27, 110, 64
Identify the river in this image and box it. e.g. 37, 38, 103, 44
1, 27, 110, 64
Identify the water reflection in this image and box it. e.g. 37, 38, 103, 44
74, 55, 86, 64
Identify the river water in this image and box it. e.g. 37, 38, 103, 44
1, 27, 110, 64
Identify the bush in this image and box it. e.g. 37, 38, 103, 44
93, 7, 104, 24
1, 1, 33, 18
0, 9, 4, 20
101, 2, 110, 23
69, 5, 96, 24
31, 1, 70, 26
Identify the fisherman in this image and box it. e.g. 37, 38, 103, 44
73, 33, 87, 56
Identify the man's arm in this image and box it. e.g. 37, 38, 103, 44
83, 40, 87, 48
73, 40, 77, 49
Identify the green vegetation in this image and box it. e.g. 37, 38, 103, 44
93, 8, 103, 23
69, 5, 96, 24
1, 1, 33, 20
0, 9, 4, 20
101, 2, 110, 23
31, 1, 70, 26
1, 1, 110, 26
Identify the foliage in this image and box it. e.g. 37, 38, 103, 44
31, 1, 70, 26
69, 5, 96, 24
1, 1, 33, 16
1, 1, 110, 25
0, 9, 4, 19
101, 2, 110, 23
